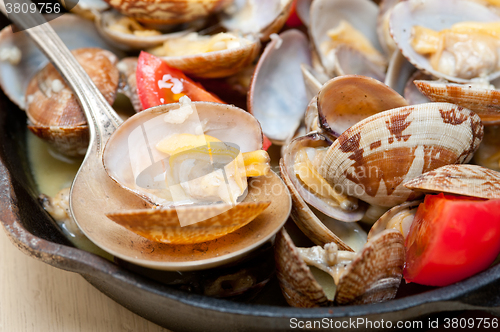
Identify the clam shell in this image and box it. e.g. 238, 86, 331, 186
390, 0, 500, 83
281, 133, 367, 224
320, 103, 484, 207
0, 14, 123, 110
248, 30, 311, 144
221, 0, 293, 42
280, 157, 362, 251
107, 0, 232, 24
103, 102, 264, 206
404, 72, 431, 105
335, 229, 404, 305
376, 0, 399, 57
26, 48, 119, 157
414, 80, 500, 125
304, 96, 320, 133
384, 50, 416, 97
367, 200, 421, 240
296, 0, 312, 28
274, 227, 404, 307
301, 64, 328, 102
317, 75, 408, 138
310, 0, 385, 75
106, 201, 271, 244
332, 45, 386, 82
95, 10, 191, 51
156, 34, 261, 78
404, 164, 500, 199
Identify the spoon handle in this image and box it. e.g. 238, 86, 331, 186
0, 0, 122, 155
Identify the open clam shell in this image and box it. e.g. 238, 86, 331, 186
151, 33, 260, 78
385, 50, 416, 97
107, 0, 233, 25
310, 0, 386, 76
103, 102, 263, 206
331, 45, 386, 82
367, 200, 421, 240
95, 10, 192, 51
376, 0, 399, 58
221, 0, 293, 42
404, 72, 431, 105
317, 75, 408, 138
274, 227, 404, 307
301, 64, 329, 102
281, 133, 367, 224
26, 48, 119, 157
414, 80, 500, 125
320, 103, 484, 207
296, 0, 312, 28
404, 164, 500, 199
107, 201, 271, 244
390, 0, 500, 83
248, 29, 311, 145
0, 14, 123, 110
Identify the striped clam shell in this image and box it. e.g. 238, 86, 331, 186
319, 103, 484, 207
404, 164, 500, 199
274, 227, 404, 307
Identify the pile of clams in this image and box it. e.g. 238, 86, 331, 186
2, 0, 500, 308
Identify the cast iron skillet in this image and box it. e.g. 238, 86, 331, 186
1, 22, 500, 332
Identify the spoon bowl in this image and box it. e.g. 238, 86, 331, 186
5, 0, 291, 270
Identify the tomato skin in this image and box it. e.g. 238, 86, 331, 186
404, 193, 500, 286
136, 51, 223, 109
286, 0, 303, 27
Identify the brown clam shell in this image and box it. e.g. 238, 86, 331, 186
274, 227, 331, 307
160, 37, 261, 78
317, 75, 408, 138
335, 229, 404, 305
414, 80, 500, 125
105, 0, 232, 24
320, 103, 484, 207
26, 48, 119, 156
404, 164, 500, 199
274, 227, 404, 307
106, 201, 271, 245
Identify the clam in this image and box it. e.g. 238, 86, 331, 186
316, 75, 408, 139
274, 227, 404, 307
404, 164, 500, 199
106, 0, 233, 25
367, 200, 421, 240
26, 48, 119, 157
116, 57, 142, 112
390, 0, 500, 83
330, 44, 386, 82
102, 99, 289, 244
148, 32, 260, 78
310, 0, 387, 78
280, 134, 368, 244
220, 0, 293, 42
414, 79, 500, 125
248, 29, 311, 145
301, 64, 329, 102
320, 103, 484, 207
296, 0, 312, 28
95, 10, 192, 51
403, 72, 432, 105
0, 14, 123, 110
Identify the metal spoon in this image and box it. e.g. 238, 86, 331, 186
2, 0, 291, 271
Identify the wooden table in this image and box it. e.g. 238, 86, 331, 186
0, 228, 171, 332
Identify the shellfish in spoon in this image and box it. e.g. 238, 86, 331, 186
6, 0, 290, 270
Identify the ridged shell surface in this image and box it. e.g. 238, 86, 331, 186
320, 103, 484, 207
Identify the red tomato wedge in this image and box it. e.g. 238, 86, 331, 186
404, 193, 500, 287
286, 0, 303, 27
136, 51, 224, 109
